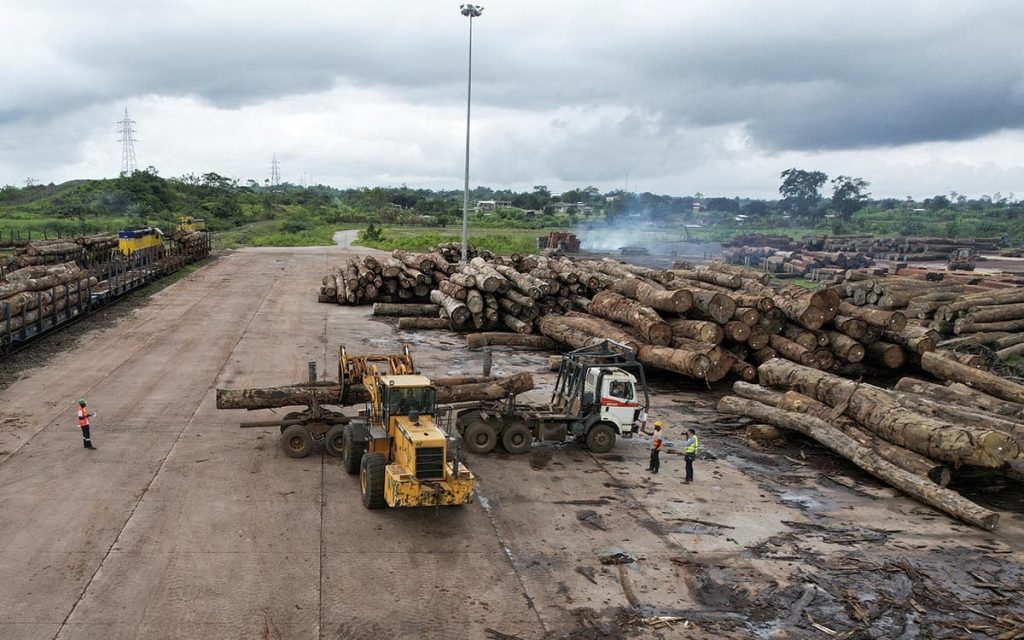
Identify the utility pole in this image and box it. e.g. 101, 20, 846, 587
270, 155, 281, 189
117, 107, 138, 176
459, 3, 483, 265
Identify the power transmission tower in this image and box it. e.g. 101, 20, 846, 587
269, 155, 281, 189
117, 107, 138, 176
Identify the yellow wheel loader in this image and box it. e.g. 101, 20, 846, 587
337, 345, 475, 509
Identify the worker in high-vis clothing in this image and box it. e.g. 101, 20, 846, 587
77, 399, 96, 450
682, 428, 698, 483
648, 421, 665, 474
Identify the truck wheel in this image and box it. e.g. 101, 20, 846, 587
280, 412, 305, 433
462, 421, 497, 454
281, 424, 314, 458
360, 453, 388, 509
455, 410, 481, 435
501, 421, 532, 455
324, 424, 347, 458
341, 425, 366, 474
586, 423, 616, 454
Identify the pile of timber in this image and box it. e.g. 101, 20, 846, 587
722, 247, 873, 277
718, 358, 1024, 529
725, 234, 799, 250
0, 261, 98, 330
538, 231, 580, 252
319, 251, 450, 306
432, 242, 494, 264
726, 233, 1002, 262
834, 269, 1024, 364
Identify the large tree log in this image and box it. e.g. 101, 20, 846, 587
716, 395, 997, 529
590, 291, 672, 346
747, 325, 771, 350
733, 307, 760, 326
838, 302, 907, 330
372, 303, 439, 317
667, 319, 723, 344
539, 315, 641, 351
883, 325, 937, 354
636, 344, 712, 379
894, 377, 1024, 418
723, 320, 751, 343
397, 317, 452, 330
865, 340, 906, 369
823, 331, 865, 363
782, 324, 819, 351
921, 351, 1024, 404
609, 278, 693, 314
466, 333, 557, 350
757, 358, 1019, 467
733, 382, 952, 486
954, 317, 1024, 335
429, 290, 471, 326
436, 372, 535, 403
769, 334, 815, 366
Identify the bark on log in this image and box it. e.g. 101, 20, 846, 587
466, 333, 557, 350
757, 358, 1019, 467
731, 360, 757, 382
954, 317, 1024, 335
716, 395, 997, 529
833, 315, 868, 341
724, 320, 752, 343
733, 307, 760, 326
397, 317, 452, 330
429, 290, 471, 326
590, 291, 672, 346
782, 324, 818, 351
747, 325, 771, 351
865, 340, 906, 369
769, 334, 816, 366
436, 372, 535, 403
609, 278, 693, 314
372, 303, 439, 317
894, 377, 1024, 418
823, 331, 865, 363
838, 302, 907, 331
668, 319, 723, 344
921, 351, 1024, 404
636, 344, 712, 379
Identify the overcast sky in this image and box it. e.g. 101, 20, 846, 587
1, 0, 1023, 199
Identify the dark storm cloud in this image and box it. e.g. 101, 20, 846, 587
4, 1, 1024, 157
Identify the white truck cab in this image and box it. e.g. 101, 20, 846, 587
585, 367, 646, 435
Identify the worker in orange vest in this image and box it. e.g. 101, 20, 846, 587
648, 420, 664, 474
77, 399, 96, 450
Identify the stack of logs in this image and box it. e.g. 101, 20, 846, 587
726, 234, 1002, 261
0, 261, 98, 330
836, 270, 1024, 363
718, 355, 1024, 529
722, 248, 873, 278
325, 251, 952, 384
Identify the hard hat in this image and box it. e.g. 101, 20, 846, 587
78, 399, 87, 406
654, 420, 662, 427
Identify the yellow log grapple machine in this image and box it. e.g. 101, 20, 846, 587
337, 345, 475, 509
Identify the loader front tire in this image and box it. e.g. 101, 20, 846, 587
360, 453, 388, 509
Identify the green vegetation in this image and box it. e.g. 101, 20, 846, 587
1, 168, 1022, 251
354, 226, 551, 255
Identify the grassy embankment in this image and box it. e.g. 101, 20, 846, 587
352, 226, 564, 255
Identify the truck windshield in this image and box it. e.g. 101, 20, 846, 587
386, 387, 436, 416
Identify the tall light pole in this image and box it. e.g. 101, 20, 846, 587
460, 3, 483, 265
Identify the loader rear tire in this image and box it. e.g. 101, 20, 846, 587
500, 420, 532, 455
360, 453, 387, 509
281, 425, 314, 458
341, 425, 366, 474
586, 423, 616, 454
462, 421, 497, 454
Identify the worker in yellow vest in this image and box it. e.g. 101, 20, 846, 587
77, 399, 96, 450
648, 421, 665, 474
682, 428, 698, 483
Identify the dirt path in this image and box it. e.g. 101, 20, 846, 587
0, 246, 1021, 639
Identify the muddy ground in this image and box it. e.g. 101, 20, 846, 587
0, 244, 1022, 640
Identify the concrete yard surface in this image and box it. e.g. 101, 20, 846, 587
1, 245, 1023, 639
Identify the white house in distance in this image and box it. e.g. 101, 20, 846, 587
475, 200, 513, 212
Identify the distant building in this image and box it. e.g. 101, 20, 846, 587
475, 200, 513, 212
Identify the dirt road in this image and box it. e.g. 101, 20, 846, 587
1, 245, 1022, 639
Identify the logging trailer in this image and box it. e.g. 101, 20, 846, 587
451, 340, 650, 455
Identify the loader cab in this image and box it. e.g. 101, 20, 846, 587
380, 375, 436, 422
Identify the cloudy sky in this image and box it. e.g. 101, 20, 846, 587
2, 0, 1023, 198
